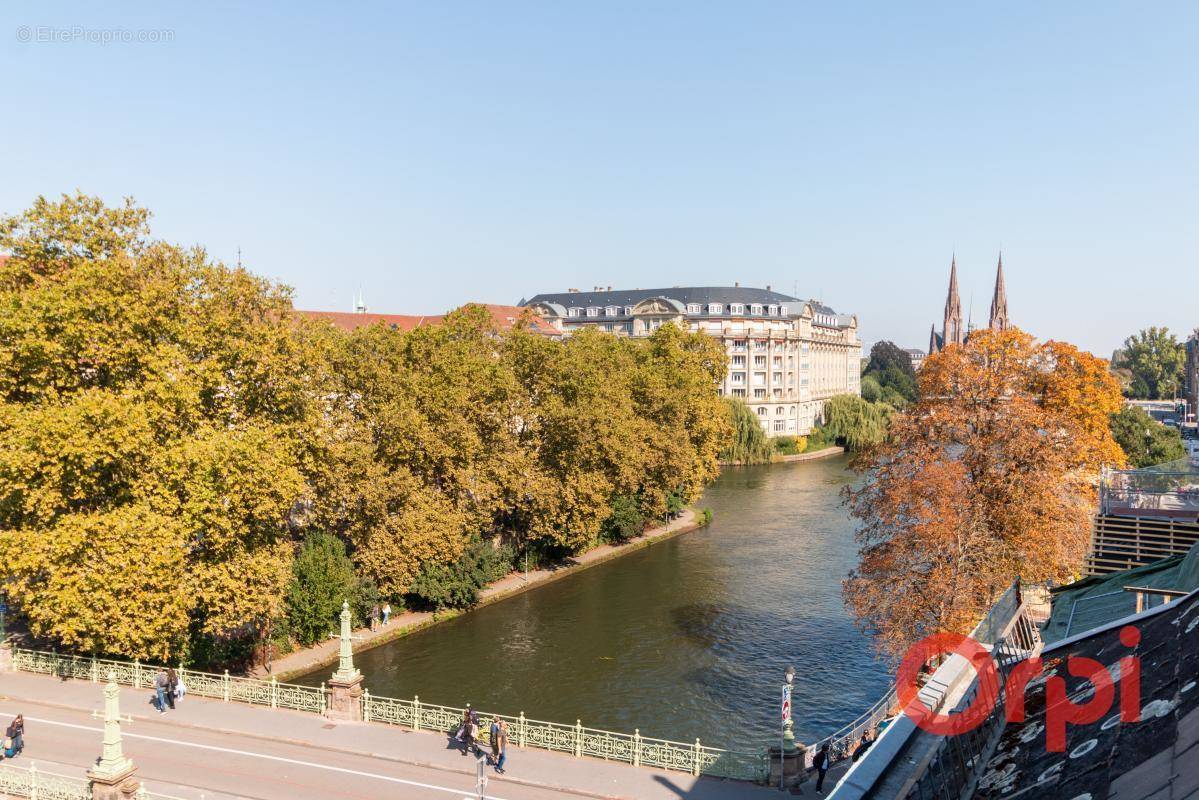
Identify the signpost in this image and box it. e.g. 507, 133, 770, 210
475, 754, 488, 799
0, 601, 7, 645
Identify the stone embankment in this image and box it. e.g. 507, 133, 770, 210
261, 508, 705, 680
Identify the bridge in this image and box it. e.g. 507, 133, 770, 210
0, 602, 791, 800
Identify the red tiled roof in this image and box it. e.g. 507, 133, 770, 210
297, 304, 558, 336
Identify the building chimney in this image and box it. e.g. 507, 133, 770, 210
568, 288, 580, 293
766, 284, 771, 292
735, 281, 740, 287
607, 286, 612, 292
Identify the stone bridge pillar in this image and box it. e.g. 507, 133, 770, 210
325, 600, 363, 721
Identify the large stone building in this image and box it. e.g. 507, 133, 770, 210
521, 286, 861, 436
927, 254, 1011, 354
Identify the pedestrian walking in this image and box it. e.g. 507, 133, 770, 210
154, 669, 169, 713
165, 668, 178, 710
489, 715, 501, 763
456, 705, 472, 754
175, 671, 187, 704
4, 715, 24, 758
370, 604, 380, 632
495, 719, 508, 774
814, 742, 831, 792
382, 602, 392, 625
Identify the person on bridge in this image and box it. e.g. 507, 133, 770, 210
5, 715, 24, 758
813, 742, 830, 792
495, 719, 509, 774
489, 715, 501, 761
165, 668, 179, 710
154, 668, 169, 713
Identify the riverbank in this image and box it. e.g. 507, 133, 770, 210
720, 444, 844, 466
262, 508, 705, 681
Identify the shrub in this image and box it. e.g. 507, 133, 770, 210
601, 495, 645, 542
407, 536, 516, 611
285, 531, 360, 647
772, 436, 806, 455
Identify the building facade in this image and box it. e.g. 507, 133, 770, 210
928, 253, 1011, 355
522, 286, 861, 436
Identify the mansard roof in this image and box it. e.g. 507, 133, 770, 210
523, 286, 840, 317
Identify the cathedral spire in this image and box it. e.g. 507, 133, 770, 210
989, 252, 1010, 331
929, 322, 940, 355
942, 254, 964, 346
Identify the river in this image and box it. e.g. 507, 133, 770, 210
297, 455, 891, 753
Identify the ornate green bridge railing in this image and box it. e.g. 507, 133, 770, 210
10, 648, 769, 783
0, 762, 187, 800
361, 690, 769, 782
11, 648, 326, 715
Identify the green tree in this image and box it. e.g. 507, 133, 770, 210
822, 394, 891, 451
1110, 406, 1186, 468
861, 341, 918, 406
719, 397, 771, 463
408, 536, 514, 611
601, 495, 645, 542
1114, 328, 1185, 399
285, 532, 359, 647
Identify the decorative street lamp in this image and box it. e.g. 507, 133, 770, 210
332, 600, 360, 683
779, 664, 796, 790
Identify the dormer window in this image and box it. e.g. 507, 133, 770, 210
605, 306, 619, 316
780, 305, 789, 316
686, 303, 702, 314
586, 306, 599, 318
708, 303, 723, 315
568, 307, 580, 317
730, 303, 744, 315
767, 305, 778, 316
624, 306, 634, 315
750, 304, 763, 315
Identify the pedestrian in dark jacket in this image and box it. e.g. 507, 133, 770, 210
852, 732, 874, 763
166, 668, 178, 710
814, 742, 831, 792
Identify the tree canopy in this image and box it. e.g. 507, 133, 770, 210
843, 329, 1125, 660
0, 194, 731, 663
1113, 327, 1185, 399
1110, 406, 1186, 468
861, 341, 918, 406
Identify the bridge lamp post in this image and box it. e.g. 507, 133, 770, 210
779, 664, 796, 790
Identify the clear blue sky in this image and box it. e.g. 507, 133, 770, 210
3, 1, 1197, 355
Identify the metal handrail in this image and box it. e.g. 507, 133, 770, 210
10, 647, 770, 783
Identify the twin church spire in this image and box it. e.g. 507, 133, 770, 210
928, 254, 1010, 355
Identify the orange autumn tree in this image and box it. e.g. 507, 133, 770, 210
843, 328, 1125, 659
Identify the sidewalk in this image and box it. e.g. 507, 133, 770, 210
264, 508, 702, 680
0, 669, 778, 800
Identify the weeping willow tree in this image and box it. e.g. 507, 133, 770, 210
720, 398, 772, 464
822, 394, 892, 451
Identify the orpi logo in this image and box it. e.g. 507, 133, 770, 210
895, 626, 1142, 752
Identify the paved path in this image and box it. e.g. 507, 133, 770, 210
264, 510, 700, 680
0, 670, 779, 799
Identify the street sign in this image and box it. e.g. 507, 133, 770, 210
781, 684, 792, 724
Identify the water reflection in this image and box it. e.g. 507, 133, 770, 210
297, 456, 891, 751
